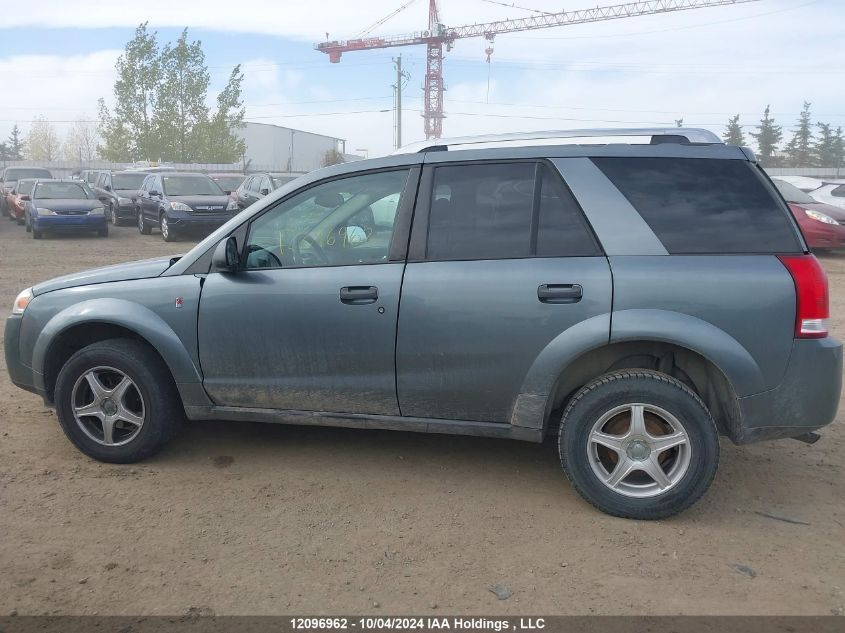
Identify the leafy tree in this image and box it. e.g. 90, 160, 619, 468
722, 114, 745, 146
199, 65, 247, 163
155, 29, 210, 162
674, 118, 683, 128
813, 123, 844, 168
322, 148, 346, 167
26, 117, 60, 161
63, 119, 100, 161
750, 105, 782, 167
7, 124, 24, 160
100, 23, 161, 160
785, 101, 814, 167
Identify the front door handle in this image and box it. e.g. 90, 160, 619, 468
340, 286, 378, 304
538, 284, 582, 304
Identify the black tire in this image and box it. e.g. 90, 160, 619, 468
97, 227, 109, 238
109, 204, 120, 226
559, 369, 719, 520
16, 217, 24, 226
25, 214, 31, 233
160, 213, 176, 242
54, 338, 182, 463
32, 228, 42, 239
138, 210, 151, 235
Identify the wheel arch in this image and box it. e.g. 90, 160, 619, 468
33, 299, 203, 406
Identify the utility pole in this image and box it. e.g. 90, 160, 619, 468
393, 56, 409, 150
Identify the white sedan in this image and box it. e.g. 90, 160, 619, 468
810, 181, 845, 211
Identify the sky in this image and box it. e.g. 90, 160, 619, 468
0, 0, 842, 158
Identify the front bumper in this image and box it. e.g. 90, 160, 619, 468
735, 337, 842, 443
32, 215, 108, 232
4, 315, 43, 398
166, 211, 232, 233
115, 202, 137, 219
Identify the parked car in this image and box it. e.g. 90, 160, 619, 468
92, 170, 148, 225
24, 179, 107, 239
136, 172, 237, 241
773, 175, 823, 193
808, 181, 845, 211
235, 172, 298, 210
209, 173, 246, 205
772, 178, 845, 250
78, 170, 103, 187
7, 178, 39, 225
1, 166, 52, 218
5, 129, 842, 520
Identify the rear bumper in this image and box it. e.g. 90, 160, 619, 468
735, 337, 842, 443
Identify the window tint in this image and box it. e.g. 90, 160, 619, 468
245, 169, 409, 269
592, 157, 802, 254
426, 162, 598, 260
832, 185, 845, 198
35, 182, 90, 199
162, 175, 223, 196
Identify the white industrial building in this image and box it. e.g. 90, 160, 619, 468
235, 122, 353, 173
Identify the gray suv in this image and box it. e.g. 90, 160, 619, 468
5, 129, 842, 519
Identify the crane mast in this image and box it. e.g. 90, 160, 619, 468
316, 0, 762, 139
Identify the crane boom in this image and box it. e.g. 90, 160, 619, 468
315, 0, 762, 139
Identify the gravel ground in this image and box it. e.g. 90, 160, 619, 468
0, 218, 843, 616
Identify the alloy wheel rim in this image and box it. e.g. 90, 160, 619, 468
161, 216, 168, 238
587, 403, 691, 498
138, 212, 143, 231
71, 366, 146, 446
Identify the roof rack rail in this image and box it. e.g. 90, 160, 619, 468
392, 128, 722, 155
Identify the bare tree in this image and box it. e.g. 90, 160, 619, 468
321, 148, 346, 167
26, 117, 60, 161
63, 118, 100, 162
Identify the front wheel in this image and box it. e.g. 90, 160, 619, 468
109, 204, 120, 226
54, 339, 182, 463
160, 214, 176, 242
559, 369, 719, 520
138, 209, 151, 235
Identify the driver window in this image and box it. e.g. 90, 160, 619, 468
244, 169, 410, 269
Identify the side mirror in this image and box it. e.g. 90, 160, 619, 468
345, 225, 368, 245
212, 236, 240, 272
20, 195, 30, 202
224, 190, 232, 196
259, 188, 270, 196
149, 190, 160, 197
105, 185, 112, 192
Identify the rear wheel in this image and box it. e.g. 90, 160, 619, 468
559, 369, 719, 520
54, 339, 182, 463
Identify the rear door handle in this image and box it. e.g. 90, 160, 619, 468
538, 284, 582, 304
340, 286, 378, 304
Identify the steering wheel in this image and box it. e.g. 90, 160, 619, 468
245, 243, 282, 268
293, 233, 329, 265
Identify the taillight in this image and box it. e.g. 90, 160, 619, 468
778, 255, 829, 338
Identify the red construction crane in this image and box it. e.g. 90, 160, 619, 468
316, 0, 762, 140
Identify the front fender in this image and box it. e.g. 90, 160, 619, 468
31, 298, 203, 393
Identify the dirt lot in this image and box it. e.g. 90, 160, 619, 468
0, 218, 843, 616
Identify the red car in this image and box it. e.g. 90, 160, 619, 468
773, 178, 845, 250
208, 173, 245, 204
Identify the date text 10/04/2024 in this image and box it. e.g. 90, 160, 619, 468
290, 618, 546, 631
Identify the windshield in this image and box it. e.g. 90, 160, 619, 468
16, 179, 36, 195
112, 173, 148, 190
35, 182, 91, 199
162, 175, 223, 196
6, 168, 51, 182
773, 179, 816, 204
212, 175, 244, 191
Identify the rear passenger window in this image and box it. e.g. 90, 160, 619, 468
426, 162, 599, 260
592, 157, 802, 254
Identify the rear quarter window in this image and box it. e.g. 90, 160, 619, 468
591, 157, 802, 254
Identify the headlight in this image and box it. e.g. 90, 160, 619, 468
118, 197, 131, 205
226, 199, 238, 211
170, 201, 192, 212
36, 207, 55, 216
12, 287, 32, 314
89, 206, 105, 215
805, 209, 838, 225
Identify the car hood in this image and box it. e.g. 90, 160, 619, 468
169, 194, 230, 210
793, 201, 845, 222
33, 255, 179, 296
35, 199, 103, 213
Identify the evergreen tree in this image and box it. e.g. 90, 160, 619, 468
813, 123, 845, 168
7, 124, 24, 159
749, 105, 782, 167
785, 101, 814, 167
722, 114, 745, 146
0, 142, 9, 160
